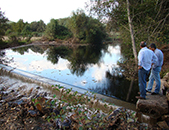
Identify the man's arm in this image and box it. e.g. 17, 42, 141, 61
138, 51, 143, 69
152, 52, 158, 64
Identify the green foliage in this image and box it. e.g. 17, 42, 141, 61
68, 10, 88, 40
4, 19, 47, 44
58, 17, 70, 27
21, 24, 31, 36
2, 8, 107, 45
7, 32, 18, 43
37, 20, 46, 32
46, 46, 72, 64
68, 10, 107, 44
89, 0, 169, 45
55, 25, 72, 40
0, 9, 9, 40
85, 18, 107, 44
30, 20, 46, 33
5, 29, 12, 35
44, 19, 72, 40
45, 20, 56, 40
67, 45, 105, 76
14, 19, 25, 33
30, 21, 39, 32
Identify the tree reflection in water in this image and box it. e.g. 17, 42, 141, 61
89, 68, 139, 104
1, 43, 139, 104
68, 45, 105, 76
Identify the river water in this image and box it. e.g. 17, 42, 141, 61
0, 43, 139, 104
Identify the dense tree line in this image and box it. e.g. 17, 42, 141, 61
4, 19, 46, 43
0, 8, 8, 44
0, 9, 107, 45
1, 0, 168, 47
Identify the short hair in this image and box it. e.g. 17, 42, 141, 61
149, 43, 156, 49
140, 41, 147, 47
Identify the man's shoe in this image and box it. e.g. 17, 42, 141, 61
135, 96, 146, 100
146, 90, 151, 93
138, 92, 147, 96
151, 92, 159, 95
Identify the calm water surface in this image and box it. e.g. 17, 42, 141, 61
1, 44, 139, 103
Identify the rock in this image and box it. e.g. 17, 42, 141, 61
28, 110, 37, 117
36, 86, 40, 89
163, 73, 169, 81
0, 87, 5, 91
161, 73, 169, 89
0, 92, 3, 100
27, 88, 34, 96
12, 99, 24, 106
162, 80, 169, 89
34, 97, 53, 114
108, 107, 123, 120
161, 115, 169, 120
0, 119, 6, 124
10, 89, 15, 92
136, 94, 168, 118
161, 72, 169, 100
166, 89, 169, 101
157, 121, 169, 129
54, 118, 72, 129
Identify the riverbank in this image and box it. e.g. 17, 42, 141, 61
0, 65, 162, 129
2, 56, 168, 129
1, 41, 169, 129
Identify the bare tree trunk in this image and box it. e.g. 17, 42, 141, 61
126, 0, 138, 65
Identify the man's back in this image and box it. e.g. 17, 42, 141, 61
154, 48, 163, 68
138, 47, 157, 70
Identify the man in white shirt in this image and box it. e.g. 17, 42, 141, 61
136, 41, 158, 99
146, 43, 163, 95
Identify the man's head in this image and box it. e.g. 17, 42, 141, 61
140, 41, 147, 48
149, 43, 156, 51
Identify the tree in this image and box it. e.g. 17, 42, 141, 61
15, 19, 25, 33
68, 10, 88, 41
45, 19, 58, 40
0, 8, 8, 41
67, 9, 107, 44
88, 0, 169, 94
58, 17, 69, 27
30, 21, 39, 32
88, 0, 169, 57
45, 18, 72, 40
37, 20, 46, 33
22, 24, 31, 35
126, 0, 137, 64
30, 20, 46, 33
9, 22, 17, 32
21, 24, 32, 42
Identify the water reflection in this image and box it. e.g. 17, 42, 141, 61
0, 43, 139, 104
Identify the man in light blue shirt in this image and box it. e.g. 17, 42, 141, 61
136, 41, 158, 99
146, 43, 163, 95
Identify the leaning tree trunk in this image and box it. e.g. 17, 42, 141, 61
126, 0, 138, 65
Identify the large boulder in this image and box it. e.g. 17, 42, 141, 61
136, 94, 168, 118
161, 73, 169, 89
161, 72, 169, 101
